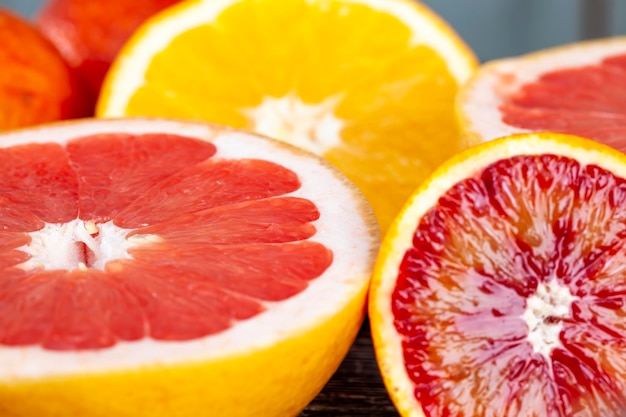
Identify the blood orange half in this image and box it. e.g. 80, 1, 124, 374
457, 37, 626, 150
370, 133, 626, 417
0, 118, 379, 417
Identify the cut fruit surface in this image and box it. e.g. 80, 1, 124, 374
369, 133, 626, 417
457, 37, 626, 150
95, 0, 478, 232
0, 118, 379, 417
0, 8, 88, 130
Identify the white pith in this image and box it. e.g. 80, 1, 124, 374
0, 118, 379, 381
241, 94, 344, 154
522, 279, 578, 358
19, 220, 140, 271
98, 0, 475, 117
370, 133, 626, 416
459, 37, 626, 143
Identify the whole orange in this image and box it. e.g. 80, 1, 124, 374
0, 8, 88, 130
36, 0, 181, 110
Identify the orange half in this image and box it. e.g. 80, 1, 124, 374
96, 0, 478, 232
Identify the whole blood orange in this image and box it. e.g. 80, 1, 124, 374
370, 133, 626, 417
457, 37, 626, 150
0, 118, 379, 417
36, 0, 182, 110
0, 9, 87, 130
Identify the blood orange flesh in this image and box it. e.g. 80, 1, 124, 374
0, 129, 332, 351
499, 52, 626, 150
391, 151, 626, 416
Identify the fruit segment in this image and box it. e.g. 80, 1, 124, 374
67, 133, 217, 222
0, 143, 81, 223
128, 197, 319, 244
0, 132, 332, 351
115, 159, 301, 228
393, 154, 626, 416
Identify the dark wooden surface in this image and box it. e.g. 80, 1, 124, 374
300, 320, 400, 416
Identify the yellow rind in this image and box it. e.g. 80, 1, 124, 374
97, 0, 478, 116
0, 281, 367, 417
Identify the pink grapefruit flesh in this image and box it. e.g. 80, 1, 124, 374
393, 153, 626, 416
499, 52, 626, 150
0, 131, 332, 351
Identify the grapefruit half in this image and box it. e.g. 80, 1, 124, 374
0, 118, 379, 417
370, 132, 626, 416
457, 37, 626, 150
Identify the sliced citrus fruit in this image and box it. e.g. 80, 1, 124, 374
370, 132, 626, 416
95, 0, 478, 233
0, 8, 88, 130
457, 37, 626, 150
0, 118, 379, 417
36, 0, 183, 110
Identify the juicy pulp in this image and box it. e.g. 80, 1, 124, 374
500, 53, 626, 150
394, 153, 626, 416
0, 132, 332, 350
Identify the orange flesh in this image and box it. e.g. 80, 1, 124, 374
394, 154, 626, 416
118, 0, 466, 231
500, 53, 626, 151
0, 134, 332, 350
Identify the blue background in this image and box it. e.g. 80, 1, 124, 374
1, 0, 626, 61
